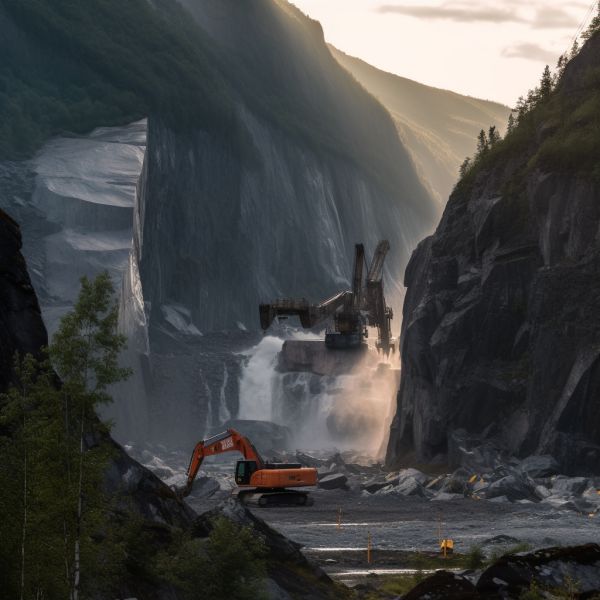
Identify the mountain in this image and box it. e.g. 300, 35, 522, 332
386, 32, 600, 474
133, 0, 437, 334
331, 47, 511, 203
0, 0, 440, 446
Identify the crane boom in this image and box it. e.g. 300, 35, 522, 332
366, 240, 390, 284
351, 244, 365, 309
259, 240, 395, 354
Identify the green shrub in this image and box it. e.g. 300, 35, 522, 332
466, 544, 486, 569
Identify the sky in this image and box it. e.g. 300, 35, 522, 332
290, 0, 597, 106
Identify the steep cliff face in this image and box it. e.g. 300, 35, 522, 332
387, 34, 600, 474
0, 209, 47, 390
133, 0, 438, 335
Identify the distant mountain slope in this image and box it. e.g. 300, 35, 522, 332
331, 47, 511, 203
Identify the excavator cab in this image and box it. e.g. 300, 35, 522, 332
235, 460, 259, 485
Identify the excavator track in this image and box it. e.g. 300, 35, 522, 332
238, 489, 314, 508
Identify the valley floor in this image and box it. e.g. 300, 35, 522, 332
128, 444, 600, 588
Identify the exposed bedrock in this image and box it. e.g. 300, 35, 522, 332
132, 0, 437, 338
0, 209, 47, 391
135, 112, 433, 335
386, 37, 600, 474
0, 121, 146, 337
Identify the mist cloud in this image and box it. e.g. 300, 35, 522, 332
377, 2, 580, 29
502, 42, 557, 62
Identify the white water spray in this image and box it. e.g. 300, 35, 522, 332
237, 332, 400, 459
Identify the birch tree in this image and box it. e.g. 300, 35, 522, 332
50, 272, 130, 600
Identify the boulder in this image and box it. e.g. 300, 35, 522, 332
189, 476, 220, 499
403, 571, 479, 599
396, 476, 427, 497
318, 473, 348, 490
518, 455, 560, 478
477, 544, 600, 598
295, 451, 325, 468
398, 468, 431, 485
361, 476, 390, 494
482, 474, 537, 503
551, 476, 589, 496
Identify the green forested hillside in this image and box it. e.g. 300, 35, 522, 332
0, 0, 233, 158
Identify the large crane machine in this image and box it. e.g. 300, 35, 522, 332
259, 240, 395, 354
177, 429, 318, 506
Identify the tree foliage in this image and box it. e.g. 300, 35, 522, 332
0, 273, 131, 599
455, 27, 600, 188
156, 518, 268, 600
0, 274, 271, 598
0, 0, 234, 159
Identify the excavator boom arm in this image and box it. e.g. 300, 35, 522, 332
181, 429, 264, 497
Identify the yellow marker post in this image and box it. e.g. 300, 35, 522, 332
367, 531, 372, 564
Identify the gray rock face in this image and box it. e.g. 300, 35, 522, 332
130, 0, 437, 338
477, 544, 600, 598
0, 209, 48, 390
386, 35, 600, 475
23, 121, 145, 337
519, 455, 560, 479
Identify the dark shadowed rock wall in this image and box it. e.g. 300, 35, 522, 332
387, 35, 600, 474
0, 208, 47, 390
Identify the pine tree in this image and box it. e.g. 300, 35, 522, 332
556, 54, 567, 82
570, 38, 580, 59
476, 129, 489, 157
582, 1, 600, 40
515, 96, 527, 123
488, 125, 501, 147
459, 157, 472, 179
507, 112, 516, 134
526, 87, 540, 111
539, 65, 553, 101
0, 353, 67, 599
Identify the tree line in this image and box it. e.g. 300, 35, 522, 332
458, 2, 600, 182
0, 273, 267, 600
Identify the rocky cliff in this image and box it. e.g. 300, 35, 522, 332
387, 34, 600, 474
114, 0, 439, 445
0, 208, 47, 391
132, 0, 437, 337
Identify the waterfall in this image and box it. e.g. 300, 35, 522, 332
237, 333, 400, 458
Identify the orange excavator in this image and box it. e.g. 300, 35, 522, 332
177, 428, 318, 507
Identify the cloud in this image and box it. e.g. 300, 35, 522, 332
377, 2, 581, 29
377, 3, 524, 24
501, 42, 557, 62
532, 7, 579, 29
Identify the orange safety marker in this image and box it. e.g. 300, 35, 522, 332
367, 531, 372, 564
